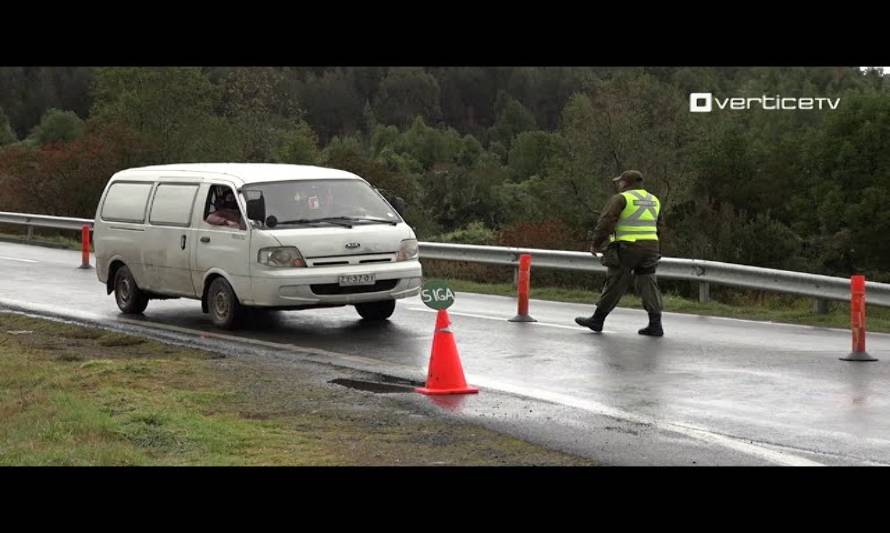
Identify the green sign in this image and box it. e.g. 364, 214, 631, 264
420, 280, 455, 310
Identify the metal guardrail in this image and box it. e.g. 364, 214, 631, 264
0, 211, 94, 239
2, 211, 888, 308
419, 242, 890, 308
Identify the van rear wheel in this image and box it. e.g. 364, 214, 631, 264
114, 265, 149, 314
355, 300, 395, 321
208, 277, 243, 330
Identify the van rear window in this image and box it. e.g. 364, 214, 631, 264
150, 184, 199, 226
101, 182, 153, 223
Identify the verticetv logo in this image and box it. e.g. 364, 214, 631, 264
689, 92, 840, 112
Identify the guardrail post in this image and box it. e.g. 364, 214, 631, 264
698, 281, 710, 304
814, 298, 830, 314
841, 275, 877, 361
26, 225, 33, 241
513, 265, 519, 289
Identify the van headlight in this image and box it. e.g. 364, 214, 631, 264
396, 239, 419, 261
258, 246, 306, 268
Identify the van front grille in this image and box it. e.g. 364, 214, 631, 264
307, 252, 397, 267
310, 279, 399, 295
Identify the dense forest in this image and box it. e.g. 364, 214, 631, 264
1, 66, 888, 281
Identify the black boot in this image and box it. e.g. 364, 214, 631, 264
575, 308, 608, 332
638, 313, 664, 337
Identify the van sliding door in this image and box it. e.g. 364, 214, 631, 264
144, 183, 200, 296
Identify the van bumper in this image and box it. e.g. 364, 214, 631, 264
248, 260, 422, 307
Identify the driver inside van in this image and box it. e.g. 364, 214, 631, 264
297, 182, 367, 218
206, 190, 244, 229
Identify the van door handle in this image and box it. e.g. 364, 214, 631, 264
180, 235, 187, 250
200, 236, 211, 243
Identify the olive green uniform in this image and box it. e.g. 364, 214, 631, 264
590, 188, 664, 315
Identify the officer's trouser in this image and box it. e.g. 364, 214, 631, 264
596, 242, 663, 315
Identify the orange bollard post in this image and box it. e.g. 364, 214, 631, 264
508, 254, 537, 323
841, 275, 877, 361
79, 224, 92, 269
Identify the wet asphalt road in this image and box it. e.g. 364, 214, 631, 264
2, 241, 890, 466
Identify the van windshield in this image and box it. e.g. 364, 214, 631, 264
242, 179, 402, 229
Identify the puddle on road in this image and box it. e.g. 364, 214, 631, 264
329, 378, 418, 394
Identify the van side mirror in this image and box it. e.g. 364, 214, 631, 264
245, 191, 265, 223
377, 188, 406, 216
391, 196, 407, 215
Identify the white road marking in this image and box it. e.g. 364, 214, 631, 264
406, 305, 595, 331
469, 376, 824, 467
451, 291, 890, 337
0, 255, 38, 263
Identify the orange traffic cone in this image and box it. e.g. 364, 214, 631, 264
416, 309, 479, 395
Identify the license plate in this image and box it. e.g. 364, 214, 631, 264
339, 273, 376, 286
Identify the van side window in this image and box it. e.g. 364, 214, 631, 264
203, 185, 245, 229
149, 184, 199, 227
101, 182, 153, 223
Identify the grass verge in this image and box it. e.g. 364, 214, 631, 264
0, 230, 83, 251
0, 313, 590, 466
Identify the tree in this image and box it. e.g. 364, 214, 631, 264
295, 68, 363, 144
0, 67, 94, 139
0, 119, 151, 217
507, 130, 563, 181
420, 152, 510, 230
506, 67, 598, 130
91, 67, 229, 162
391, 116, 462, 170
362, 99, 376, 133
351, 67, 387, 103
0, 107, 16, 146
456, 134, 483, 167
373, 68, 442, 128
220, 67, 294, 161
321, 135, 367, 167
322, 134, 419, 211
274, 121, 321, 165
27, 108, 84, 145
432, 67, 503, 133
487, 91, 536, 149
2, 65, 889, 280
369, 124, 400, 157
540, 93, 606, 230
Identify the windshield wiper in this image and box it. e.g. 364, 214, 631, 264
275, 216, 399, 228
276, 217, 354, 228
339, 216, 398, 226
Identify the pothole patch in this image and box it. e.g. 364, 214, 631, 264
329, 378, 417, 394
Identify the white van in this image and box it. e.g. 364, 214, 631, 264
93, 163, 423, 329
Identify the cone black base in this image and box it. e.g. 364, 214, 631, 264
840, 351, 878, 362
508, 314, 537, 322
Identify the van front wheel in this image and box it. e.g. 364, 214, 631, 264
208, 277, 243, 330
114, 265, 149, 314
355, 300, 395, 321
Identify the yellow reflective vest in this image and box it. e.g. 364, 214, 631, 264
609, 189, 661, 243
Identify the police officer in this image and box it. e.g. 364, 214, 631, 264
575, 170, 664, 336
